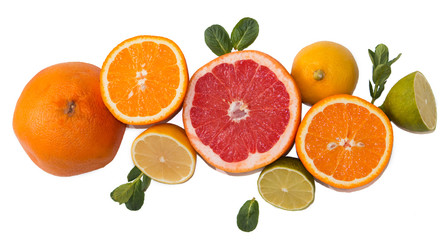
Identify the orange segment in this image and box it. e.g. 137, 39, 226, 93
296, 94, 393, 189
100, 35, 188, 125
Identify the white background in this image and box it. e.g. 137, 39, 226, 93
1, 0, 445, 239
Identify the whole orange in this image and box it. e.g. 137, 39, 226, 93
13, 62, 126, 176
291, 41, 359, 105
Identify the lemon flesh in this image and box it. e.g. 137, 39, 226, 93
381, 71, 437, 132
131, 124, 197, 184
258, 157, 315, 211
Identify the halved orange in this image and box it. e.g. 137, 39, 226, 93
296, 94, 393, 189
183, 50, 301, 173
100, 35, 188, 125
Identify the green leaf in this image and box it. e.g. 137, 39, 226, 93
369, 80, 374, 98
237, 198, 259, 232
110, 182, 134, 204
125, 180, 145, 211
373, 64, 391, 85
387, 53, 402, 66
127, 166, 141, 182
368, 49, 375, 66
374, 44, 389, 66
376, 83, 386, 99
141, 175, 151, 192
231, 17, 259, 51
369, 43, 401, 104
204, 24, 232, 56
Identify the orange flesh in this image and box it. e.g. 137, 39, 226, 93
107, 42, 180, 117
305, 103, 386, 181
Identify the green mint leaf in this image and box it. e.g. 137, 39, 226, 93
369, 43, 401, 104
110, 182, 134, 204
141, 175, 151, 192
376, 83, 386, 99
387, 53, 402, 66
231, 17, 259, 51
237, 198, 259, 232
374, 44, 389, 66
127, 166, 142, 182
369, 80, 374, 98
125, 179, 145, 211
373, 64, 391, 85
368, 49, 375, 66
205, 24, 232, 56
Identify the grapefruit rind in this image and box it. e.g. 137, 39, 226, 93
183, 50, 301, 173
100, 35, 188, 125
296, 95, 393, 189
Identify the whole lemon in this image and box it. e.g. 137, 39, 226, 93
291, 41, 359, 105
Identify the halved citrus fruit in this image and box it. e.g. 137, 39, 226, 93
258, 157, 315, 211
183, 50, 301, 173
100, 35, 188, 125
296, 94, 393, 189
380, 71, 437, 133
131, 123, 197, 184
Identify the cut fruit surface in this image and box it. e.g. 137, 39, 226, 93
381, 71, 437, 132
258, 157, 315, 211
100, 35, 188, 125
131, 123, 196, 184
183, 50, 301, 173
296, 94, 393, 189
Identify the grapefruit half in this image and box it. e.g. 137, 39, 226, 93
183, 50, 301, 173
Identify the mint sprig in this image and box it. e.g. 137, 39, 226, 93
111, 166, 151, 211
205, 17, 259, 56
368, 44, 401, 104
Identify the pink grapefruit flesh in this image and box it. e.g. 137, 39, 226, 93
183, 50, 301, 173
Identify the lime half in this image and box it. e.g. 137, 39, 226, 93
380, 71, 437, 132
257, 157, 315, 211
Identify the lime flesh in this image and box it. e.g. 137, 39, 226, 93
257, 157, 315, 211
380, 71, 437, 132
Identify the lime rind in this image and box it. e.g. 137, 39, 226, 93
380, 71, 437, 133
257, 157, 315, 211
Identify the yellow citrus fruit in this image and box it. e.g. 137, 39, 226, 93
131, 123, 197, 184
291, 41, 359, 105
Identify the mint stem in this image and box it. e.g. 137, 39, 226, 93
371, 85, 379, 104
